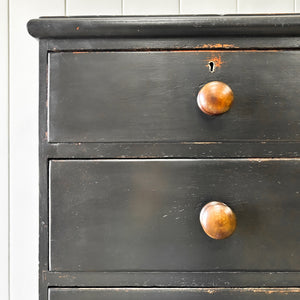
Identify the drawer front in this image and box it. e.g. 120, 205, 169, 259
49, 288, 300, 300
49, 159, 300, 272
48, 51, 300, 143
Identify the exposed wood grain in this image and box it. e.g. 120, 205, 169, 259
46, 37, 300, 51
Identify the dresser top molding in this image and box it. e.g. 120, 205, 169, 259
27, 14, 300, 39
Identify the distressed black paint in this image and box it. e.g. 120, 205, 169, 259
49, 51, 300, 143
49, 288, 300, 300
27, 15, 300, 300
49, 159, 300, 272
27, 15, 300, 38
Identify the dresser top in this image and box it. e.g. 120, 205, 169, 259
27, 14, 300, 39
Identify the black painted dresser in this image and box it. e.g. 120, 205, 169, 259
28, 15, 300, 300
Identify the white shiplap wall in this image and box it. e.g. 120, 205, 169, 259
8, 3, 64, 300
65, 0, 297, 15
2, 1, 299, 300
0, 1, 9, 300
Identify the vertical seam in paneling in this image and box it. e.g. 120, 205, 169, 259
7, 0, 10, 299
294, 0, 296, 12
178, 0, 181, 14
64, 0, 66, 16
121, 0, 124, 15
236, 0, 239, 13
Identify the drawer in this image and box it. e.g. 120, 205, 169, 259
48, 51, 300, 143
49, 159, 300, 272
49, 288, 300, 299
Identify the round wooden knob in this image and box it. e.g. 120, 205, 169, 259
199, 201, 236, 240
197, 81, 234, 115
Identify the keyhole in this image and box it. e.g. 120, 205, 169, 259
208, 61, 215, 73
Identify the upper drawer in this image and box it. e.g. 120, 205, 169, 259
48, 51, 300, 143
49, 159, 300, 272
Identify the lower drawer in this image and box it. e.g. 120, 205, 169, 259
49, 288, 300, 299
49, 159, 300, 272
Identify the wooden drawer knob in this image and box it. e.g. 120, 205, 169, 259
197, 81, 234, 115
200, 201, 236, 239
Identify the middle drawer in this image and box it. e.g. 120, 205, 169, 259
49, 159, 299, 272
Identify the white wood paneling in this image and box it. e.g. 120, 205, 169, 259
123, 0, 179, 15
296, 0, 300, 12
9, 2, 64, 300
0, 0, 9, 299
67, 0, 122, 16
180, 0, 237, 14
238, 0, 294, 13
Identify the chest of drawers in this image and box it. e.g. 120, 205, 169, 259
28, 15, 300, 300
